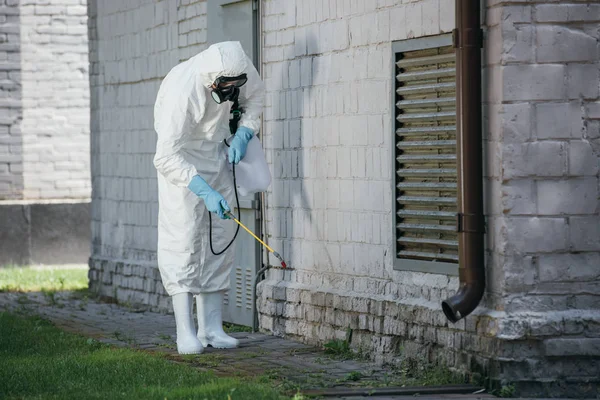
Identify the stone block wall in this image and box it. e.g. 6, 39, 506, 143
0, 0, 90, 200
0, 200, 91, 265
485, 2, 600, 310
256, 0, 600, 396
481, 2, 600, 394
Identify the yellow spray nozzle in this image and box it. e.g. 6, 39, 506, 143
225, 210, 287, 268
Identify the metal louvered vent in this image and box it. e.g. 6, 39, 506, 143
236, 267, 243, 308
393, 36, 458, 269
246, 269, 253, 310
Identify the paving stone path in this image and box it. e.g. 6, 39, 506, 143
0, 290, 498, 399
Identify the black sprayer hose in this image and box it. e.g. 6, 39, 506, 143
208, 141, 241, 256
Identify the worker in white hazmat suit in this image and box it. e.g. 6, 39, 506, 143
153, 41, 265, 355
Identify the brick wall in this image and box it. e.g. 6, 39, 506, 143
256, 0, 600, 396
0, 0, 90, 200
87, 0, 209, 309
20, 0, 90, 199
87, 0, 600, 395
257, 0, 480, 376
258, 0, 460, 340
0, 0, 23, 199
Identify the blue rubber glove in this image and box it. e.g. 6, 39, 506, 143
228, 126, 254, 165
187, 175, 230, 219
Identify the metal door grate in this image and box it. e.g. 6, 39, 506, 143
236, 267, 244, 308
394, 36, 458, 269
245, 269, 252, 310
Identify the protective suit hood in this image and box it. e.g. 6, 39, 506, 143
192, 41, 249, 88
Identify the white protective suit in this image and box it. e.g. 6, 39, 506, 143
153, 41, 265, 296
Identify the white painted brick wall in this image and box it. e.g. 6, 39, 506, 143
0, 0, 90, 200
261, 0, 455, 307
0, 0, 23, 199
89, 0, 208, 263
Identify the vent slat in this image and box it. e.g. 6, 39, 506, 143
396, 82, 456, 96
396, 140, 456, 149
396, 111, 456, 122
397, 223, 457, 233
396, 126, 457, 136
396, 53, 456, 68
398, 196, 457, 205
397, 209, 457, 219
397, 154, 456, 162
398, 250, 459, 262
397, 168, 456, 177
396, 67, 456, 82
396, 97, 456, 109
397, 182, 457, 190
398, 237, 459, 247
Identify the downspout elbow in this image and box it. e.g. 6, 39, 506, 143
442, 278, 485, 323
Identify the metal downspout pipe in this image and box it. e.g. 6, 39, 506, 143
441, 0, 486, 323
253, 0, 267, 333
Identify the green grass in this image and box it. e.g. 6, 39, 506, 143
498, 384, 516, 398
223, 322, 252, 333
0, 266, 88, 292
391, 357, 464, 387
322, 328, 363, 361
0, 312, 286, 400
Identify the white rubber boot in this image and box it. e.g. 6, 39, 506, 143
172, 292, 204, 355
196, 291, 239, 349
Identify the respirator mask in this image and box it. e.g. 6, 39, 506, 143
210, 74, 248, 104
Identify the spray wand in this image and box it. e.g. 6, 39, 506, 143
224, 211, 287, 269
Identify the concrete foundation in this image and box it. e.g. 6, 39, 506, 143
0, 201, 91, 266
